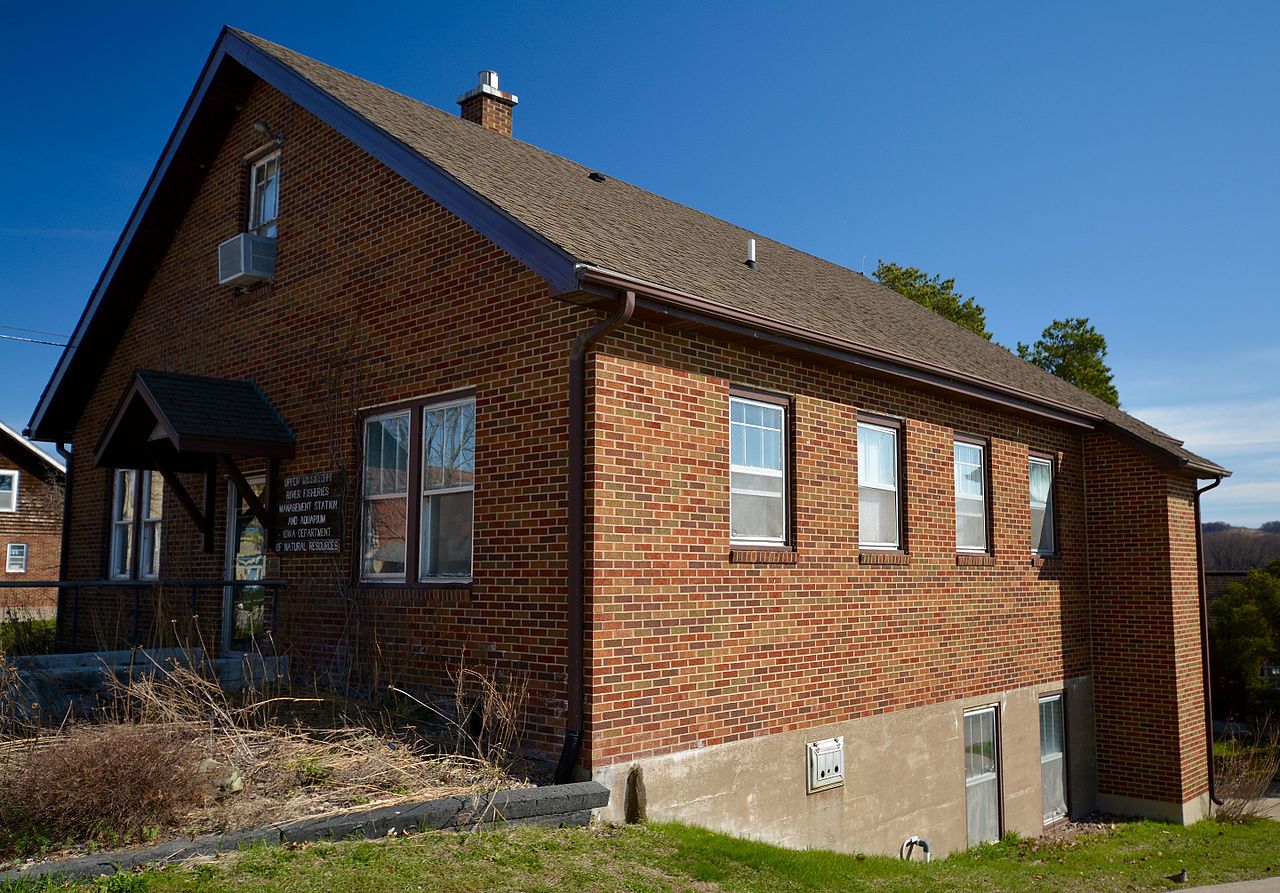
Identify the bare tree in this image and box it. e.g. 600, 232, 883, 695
1204, 529, 1280, 571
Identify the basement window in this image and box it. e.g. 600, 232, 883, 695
249, 152, 280, 237
1040, 693, 1068, 824
0, 470, 16, 512
6, 543, 27, 574
729, 391, 789, 547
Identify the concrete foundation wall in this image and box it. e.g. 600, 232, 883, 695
597, 677, 1099, 857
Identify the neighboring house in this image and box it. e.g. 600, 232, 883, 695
27, 29, 1230, 856
0, 421, 64, 616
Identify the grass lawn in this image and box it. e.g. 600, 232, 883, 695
5, 818, 1280, 893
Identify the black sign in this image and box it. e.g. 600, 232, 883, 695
274, 470, 345, 554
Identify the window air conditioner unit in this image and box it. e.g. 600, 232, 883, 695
218, 232, 276, 286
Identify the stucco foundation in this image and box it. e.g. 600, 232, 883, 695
596, 677, 1099, 857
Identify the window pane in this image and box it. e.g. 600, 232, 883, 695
858, 424, 897, 488
7, 544, 26, 573
361, 495, 407, 577
730, 492, 784, 541
955, 443, 984, 497
731, 470, 784, 496
116, 469, 136, 521
364, 413, 409, 496
1039, 697, 1064, 757
967, 776, 1000, 846
421, 490, 473, 578
859, 485, 899, 547
112, 523, 133, 578
730, 397, 784, 472
141, 521, 161, 578
1030, 459, 1055, 554
146, 472, 165, 520
957, 497, 987, 551
423, 402, 476, 491
0, 474, 13, 512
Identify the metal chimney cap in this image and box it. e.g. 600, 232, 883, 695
457, 70, 518, 106
478, 70, 499, 89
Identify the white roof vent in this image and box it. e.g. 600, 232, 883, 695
218, 232, 276, 286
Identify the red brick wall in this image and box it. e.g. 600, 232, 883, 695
0, 442, 62, 611
61, 80, 588, 756
583, 324, 1093, 766
1085, 432, 1208, 804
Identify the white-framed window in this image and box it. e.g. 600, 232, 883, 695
419, 399, 475, 581
249, 152, 280, 237
361, 410, 411, 581
954, 439, 988, 554
858, 420, 901, 549
6, 543, 27, 573
729, 393, 787, 546
1039, 694, 1068, 823
110, 469, 164, 580
0, 470, 17, 512
964, 705, 1001, 846
1030, 456, 1056, 556
359, 395, 476, 583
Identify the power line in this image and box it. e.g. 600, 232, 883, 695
0, 323, 71, 340
0, 332, 67, 347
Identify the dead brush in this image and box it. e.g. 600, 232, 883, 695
1215, 717, 1280, 823
390, 650, 530, 770
0, 723, 206, 848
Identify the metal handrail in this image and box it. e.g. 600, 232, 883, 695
0, 578, 288, 653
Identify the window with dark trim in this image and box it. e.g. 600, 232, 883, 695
359, 393, 475, 584
249, 151, 280, 237
109, 469, 164, 580
954, 435, 991, 555
1029, 453, 1057, 556
858, 414, 904, 551
728, 388, 791, 547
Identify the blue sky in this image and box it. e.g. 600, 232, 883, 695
1, 1, 1276, 524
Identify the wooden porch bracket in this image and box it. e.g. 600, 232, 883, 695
220, 454, 274, 543
145, 444, 217, 553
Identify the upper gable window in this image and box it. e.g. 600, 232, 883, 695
249, 152, 280, 237
0, 470, 16, 512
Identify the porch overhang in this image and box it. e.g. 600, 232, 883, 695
95, 370, 295, 553
96, 369, 295, 473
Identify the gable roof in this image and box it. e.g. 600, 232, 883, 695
28, 28, 1227, 479
0, 420, 65, 476
96, 370, 295, 473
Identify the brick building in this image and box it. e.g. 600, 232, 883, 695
0, 421, 64, 616
28, 29, 1228, 855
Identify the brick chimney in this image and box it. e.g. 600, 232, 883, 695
457, 70, 518, 136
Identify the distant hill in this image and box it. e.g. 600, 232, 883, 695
1201, 522, 1280, 571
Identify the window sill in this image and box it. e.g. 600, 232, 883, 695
355, 582, 472, 604
956, 554, 996, 567
1031, 555, 1062, 568
729, 548, 798, 565
859, 551, 910, 566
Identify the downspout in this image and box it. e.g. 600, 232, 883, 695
1195, 475, 1224, 807
54, 442, 73, 637
554, 290, 636, 785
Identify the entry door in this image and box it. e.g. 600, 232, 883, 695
964, 706, 1002, 846
223, 477, 267, 654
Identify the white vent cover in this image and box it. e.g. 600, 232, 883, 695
806, 736, 844, 793
218, 232, 276, 286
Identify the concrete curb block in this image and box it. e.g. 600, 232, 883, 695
0, 781, 610, 884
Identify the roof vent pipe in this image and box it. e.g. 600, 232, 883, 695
745, 238, 757, 270
478, 70, 499, 90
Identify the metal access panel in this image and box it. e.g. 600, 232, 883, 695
806, 736, 844, 793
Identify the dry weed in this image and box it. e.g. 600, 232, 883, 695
1215, 718, 1280, 822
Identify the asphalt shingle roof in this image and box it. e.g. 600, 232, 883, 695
137, 369, 295, 451
227, 32, 1223, 476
